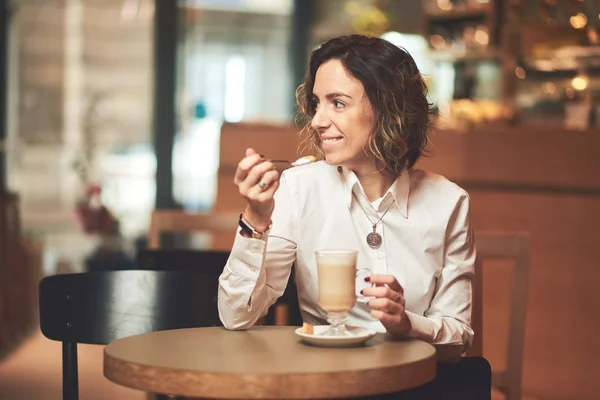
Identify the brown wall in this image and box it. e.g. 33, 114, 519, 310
215, 122, 304, 213
469, 190, 599, 399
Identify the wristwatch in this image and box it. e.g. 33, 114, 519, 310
239, 213, 272, 239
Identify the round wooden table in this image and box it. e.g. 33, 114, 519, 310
104, 326, 436, 399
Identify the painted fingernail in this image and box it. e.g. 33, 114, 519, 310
259, 154, 265, 158
360, 289, 364, 295
364, 277, 370, 282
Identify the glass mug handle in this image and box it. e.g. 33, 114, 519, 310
356, 268, 373, 303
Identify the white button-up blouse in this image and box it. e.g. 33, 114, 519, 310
218, 161, 475, 355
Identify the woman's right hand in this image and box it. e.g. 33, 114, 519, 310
234, 148, 280, 231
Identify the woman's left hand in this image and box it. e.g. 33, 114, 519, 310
362, 275, 412, 336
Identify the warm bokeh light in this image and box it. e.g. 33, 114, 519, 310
570, 13, 587, 29
436, 0, 453, 12
572, 75, 589, 91
474, 27, 489, 45
429, 34, 446, 49
587, 27, 600, 44
542, 82, 556, 95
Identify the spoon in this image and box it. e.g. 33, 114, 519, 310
270, 155, 316, 167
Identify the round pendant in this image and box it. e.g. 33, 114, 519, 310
366, 231, 382, 249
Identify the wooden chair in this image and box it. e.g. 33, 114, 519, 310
147, 209, 240, 250
39, 270, 222, 400
467, 231, 531, 400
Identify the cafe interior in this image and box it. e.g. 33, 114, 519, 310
0, 0, 599, 399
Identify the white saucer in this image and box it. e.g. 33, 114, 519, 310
294, 325, 377, 348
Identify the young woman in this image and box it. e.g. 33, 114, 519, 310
218, 34, 475, 362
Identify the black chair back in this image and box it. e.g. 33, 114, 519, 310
39, 269, 221, 400
137, 249, 302, 326
136, 249, 229, 275
40, 270, 221, 344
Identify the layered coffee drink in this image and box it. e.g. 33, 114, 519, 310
317, 262, 356, 312
315, 250, 358, 336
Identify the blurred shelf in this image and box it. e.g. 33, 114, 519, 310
426, 9, 488, 24
522, 45, 600, 73
428, 48, 500, 62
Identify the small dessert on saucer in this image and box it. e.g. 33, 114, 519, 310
301, 322, 314, 335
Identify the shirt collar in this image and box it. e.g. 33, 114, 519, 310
337, 166, 409, 218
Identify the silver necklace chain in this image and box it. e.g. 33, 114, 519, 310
351, 192, 395, 249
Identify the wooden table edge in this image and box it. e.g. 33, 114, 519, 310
103, 344, 437, 399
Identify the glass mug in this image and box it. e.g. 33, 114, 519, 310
355, 267, 374, 303
315, 249, 359, 336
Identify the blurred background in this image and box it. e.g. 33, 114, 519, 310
1, 0, 599, 399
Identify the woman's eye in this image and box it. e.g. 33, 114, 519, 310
333, 100, 344, 108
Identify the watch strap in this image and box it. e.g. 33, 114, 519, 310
239, 213, 272, 239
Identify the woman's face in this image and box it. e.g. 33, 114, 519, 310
311, 59, 375, 172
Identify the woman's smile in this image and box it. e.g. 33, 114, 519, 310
321, 136, 344, 150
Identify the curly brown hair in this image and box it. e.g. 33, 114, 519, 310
295, 34, 431, 175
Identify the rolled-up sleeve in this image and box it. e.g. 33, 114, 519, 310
218, 172, 298, 330
406, 191, 475, 360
